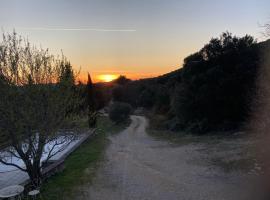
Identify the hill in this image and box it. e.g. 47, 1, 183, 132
109, 33, 270, 134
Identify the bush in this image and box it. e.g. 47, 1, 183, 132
109, 102, 132, 124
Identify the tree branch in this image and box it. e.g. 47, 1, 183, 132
0, 158, 27, 172
44, 136, 74, 163
5, 149, 21, 159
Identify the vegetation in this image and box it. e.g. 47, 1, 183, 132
0, 29, 267, 196
0, 32, 80, 186
40, 116, 130, 200
109, 102, 132, 124
173, 32, 259, 132
87, 73, 98, 128
110, 32, 270, 134
113, 75, 131, 85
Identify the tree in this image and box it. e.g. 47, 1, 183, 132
87, 73, 97, 128
0, 31, 79, 187
113, 75, 131, 85
172, 32, 258, 132
109, 102, 132, 124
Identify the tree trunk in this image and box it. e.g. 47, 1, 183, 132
27, 166, 42, 188
24, 160, 42, 188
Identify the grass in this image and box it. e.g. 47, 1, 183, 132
40, 115, 129, 200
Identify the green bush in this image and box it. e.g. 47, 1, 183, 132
109, 102, 132, 124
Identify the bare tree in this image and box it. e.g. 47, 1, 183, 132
0, 31, 80, 187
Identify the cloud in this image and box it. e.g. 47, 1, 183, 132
18, 27, 136, 32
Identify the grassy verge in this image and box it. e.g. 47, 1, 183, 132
40, 115, 129, 200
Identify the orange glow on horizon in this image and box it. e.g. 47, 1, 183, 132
97, 74, 119, 82
77, 71, 165, 84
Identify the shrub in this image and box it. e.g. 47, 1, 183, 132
109, 102, 132, 124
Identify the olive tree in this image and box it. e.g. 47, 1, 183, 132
0, 32, 79, 187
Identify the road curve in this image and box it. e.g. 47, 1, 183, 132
77, 115, 253, 200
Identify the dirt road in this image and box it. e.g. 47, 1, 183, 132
77, 115, 257, 200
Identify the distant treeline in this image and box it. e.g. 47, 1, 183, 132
94, 32, 270, 133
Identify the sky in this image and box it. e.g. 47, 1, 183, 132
0, 0, 269, 82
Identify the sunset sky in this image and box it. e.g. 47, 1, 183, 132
0, 0, 269, 82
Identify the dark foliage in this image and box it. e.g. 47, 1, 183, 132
87, 73, 98, 128
109, 32, 270, 133
109, 102, 132, 124
173, 32, 260, 132
113, 75, 131, 85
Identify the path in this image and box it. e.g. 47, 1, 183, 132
78, 116, 257, 200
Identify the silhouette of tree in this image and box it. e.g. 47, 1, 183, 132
173, 32, 258, 132
87, 73, 97, 127
113, 75, 131, 85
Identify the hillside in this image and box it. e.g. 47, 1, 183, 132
110, 33, 270, 133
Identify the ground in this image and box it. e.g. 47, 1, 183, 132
71, 116, 260, 200
40, 116, 129, 200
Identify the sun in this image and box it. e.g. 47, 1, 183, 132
98, 74, 118, 82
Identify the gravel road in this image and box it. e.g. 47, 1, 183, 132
76, 115, 258, 200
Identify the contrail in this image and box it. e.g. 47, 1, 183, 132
18, 27, 136, 32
